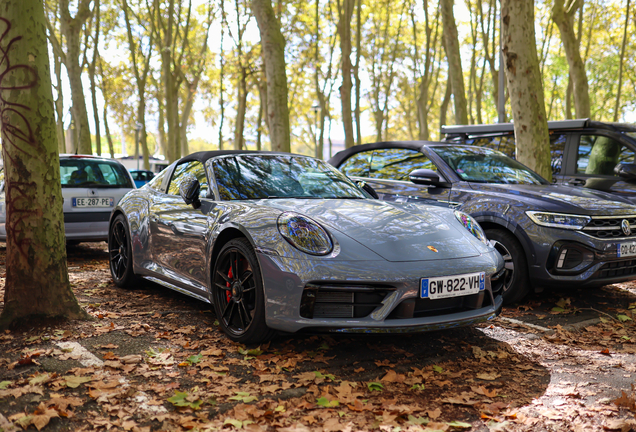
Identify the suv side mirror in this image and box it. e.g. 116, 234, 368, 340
614, 163, 636, 181
179, 174, 201, 209
409, 169, 447, 187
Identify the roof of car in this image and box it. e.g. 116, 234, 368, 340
178, 150, 311, 164
328, 141, 451, 167
440, 119, 636, 136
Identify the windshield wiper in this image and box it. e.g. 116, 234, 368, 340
266, 195, 323, 199
329, 196, 364, 199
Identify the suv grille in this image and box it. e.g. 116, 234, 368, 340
581, 217, 636, 239
598, 260, 636, 278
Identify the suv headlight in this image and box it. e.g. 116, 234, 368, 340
277, 212, 333, 255
526, 211, 591, 230
454, 211, 488, 245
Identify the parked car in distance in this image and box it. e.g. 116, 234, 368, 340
0, 155, 135, 244
130, 169, 155, 188
329, 141, 636, 305
109, 150, 504, 343
441, 119, 636, 203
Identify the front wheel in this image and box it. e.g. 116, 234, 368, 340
212, 238, 275, 344
485, 229, 531, 305
108, 214, 137, 288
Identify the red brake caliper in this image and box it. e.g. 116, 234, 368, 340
226, 266, 233, 303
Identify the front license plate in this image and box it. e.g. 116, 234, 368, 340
421, 272, 485, 299
72, 197, 114, 208
617, 242, 636, 258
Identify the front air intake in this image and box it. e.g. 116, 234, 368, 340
299, 283, 395, 319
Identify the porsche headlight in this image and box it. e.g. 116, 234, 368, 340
277, 212, 333, 256
526, 211, 591, 230
454, 211, 488, 245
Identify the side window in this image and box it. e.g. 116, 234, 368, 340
146, 169, 167, 192
340, 151, 373, 177
550, 134, 567, 176
369, 149, 438, 181
167, 161, 209, 197
576, 135, 635, 176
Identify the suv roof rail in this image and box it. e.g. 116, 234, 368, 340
440, 119, 591, 136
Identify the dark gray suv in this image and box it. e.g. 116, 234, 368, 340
329, 141, 636, 304
441, 119, 636, 203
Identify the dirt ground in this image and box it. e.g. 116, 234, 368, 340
0, 242, 635, 432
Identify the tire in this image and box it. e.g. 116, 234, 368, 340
108, 214, 137, 288
212, 238, 275, 344
485, 228, 531, 305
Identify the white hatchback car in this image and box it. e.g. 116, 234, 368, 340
0, 155, 135, 244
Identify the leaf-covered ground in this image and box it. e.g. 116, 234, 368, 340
0, 243, 635, 431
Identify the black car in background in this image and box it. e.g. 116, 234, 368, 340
329, 141, 636, 304
441, 119, 636, 203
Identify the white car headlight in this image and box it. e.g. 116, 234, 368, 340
277, 212, 333, 256
454, 211, 488, 245
526, 211, 591, 230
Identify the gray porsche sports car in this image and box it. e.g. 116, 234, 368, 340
109, 151, 505, 343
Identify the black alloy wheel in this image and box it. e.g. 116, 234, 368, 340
108, 214, 137, 288
485, 228, 531, 305
212, 238, 274, 344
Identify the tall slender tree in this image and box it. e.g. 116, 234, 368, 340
0, 1, 88, 327
337, 0, 355, 148
441, 0, 468, 124
501, 0, 551, 181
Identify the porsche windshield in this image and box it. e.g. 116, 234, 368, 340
431, 146, 548, 185
212, 155, 367, 200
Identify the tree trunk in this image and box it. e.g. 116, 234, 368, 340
613, 0, 630, 122
354, 0, 362, 145
0, 1, 88, 327
501, 0, 551, 181
103, 105, 115, 158
59, 0, 93, 155
219, 0, 226, 151
251, 0, 291, 152
552, 0, 590, 119
440, 0, 468, 124
439, 75, 452, 128
88, 0, 101, 156
234, 70, 247, 150
338, 0, 355, 148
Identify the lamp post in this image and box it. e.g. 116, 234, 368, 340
135, 123, 142, 170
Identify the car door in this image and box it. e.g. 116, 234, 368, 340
340, 148, 452, 204
561, 132, 636, 202
149, 160, 210, 295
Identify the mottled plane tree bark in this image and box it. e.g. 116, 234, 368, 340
251, 0, 290, 152
501, 0, 551, 181
552, 0, 590, 119
0, 0, 88, 327
440, 0, 468, 125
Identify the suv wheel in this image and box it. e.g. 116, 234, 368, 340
485, 229, 530, 305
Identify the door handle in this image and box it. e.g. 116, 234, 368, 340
568, 178, 586, 186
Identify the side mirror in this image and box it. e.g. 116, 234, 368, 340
409, 169, 446, 187
356, 180, 379, 199
179, 174, 201, 209
614, 163, 636, 181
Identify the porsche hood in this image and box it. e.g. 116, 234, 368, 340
263, 199, 483, 262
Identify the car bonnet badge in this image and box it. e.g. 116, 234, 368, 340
427, 246, 438, 253
622, 219, 631, 236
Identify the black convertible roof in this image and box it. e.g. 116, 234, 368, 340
178, 150, 308, 164
327, 141, 450, 167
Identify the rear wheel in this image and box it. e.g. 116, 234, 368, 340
108, 214, 137, 288
485, 229, 531, 305
212, 238, 275, 344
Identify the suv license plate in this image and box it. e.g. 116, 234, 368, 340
421, 272, 485, 299
72, 197, 114, 208
617, 242, 636, 258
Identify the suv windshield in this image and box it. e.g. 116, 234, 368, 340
60, 158, 133, 188
213, 155, 367, 200
431, 146, 548, 185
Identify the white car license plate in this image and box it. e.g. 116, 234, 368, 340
421, 272, 485, 299
72, 197, 114, 208
617, 241, 636, 258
